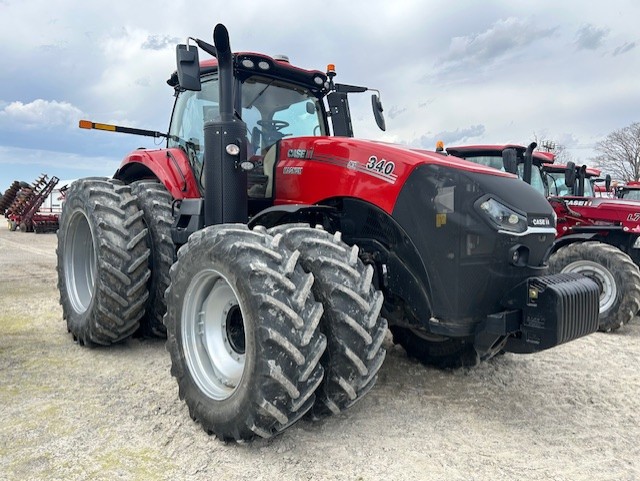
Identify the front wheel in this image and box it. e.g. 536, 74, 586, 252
164, 225, 326, 441
548, 242, 640, 332
390, 326, 479, 369
269, 224, 387, 420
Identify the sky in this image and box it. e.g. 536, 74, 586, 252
1, 0, 639, 191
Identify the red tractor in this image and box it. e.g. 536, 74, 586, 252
57, 25, 599, 441
615, 181, 640, 201
447, 144, 640, 332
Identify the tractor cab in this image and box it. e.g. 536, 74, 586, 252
543, 163, 606, 198
616, 181, 640, 201
167, 55, 331, 198
445, 143, 553, 196
165, 43, 386, 225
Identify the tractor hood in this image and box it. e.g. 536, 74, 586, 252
272, 136, 521, 214
549, 195, 640, 229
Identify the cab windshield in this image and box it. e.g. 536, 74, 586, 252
619, 189, 640, 201
546, 171, 595, 197
460, 155, 547, 196
168, 74, 326, 186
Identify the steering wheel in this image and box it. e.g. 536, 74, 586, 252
257, 120, 289, 132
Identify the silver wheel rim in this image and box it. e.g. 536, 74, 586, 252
63, 210, 97, 314
181, 269, 246, 401
562, 260, 616, 313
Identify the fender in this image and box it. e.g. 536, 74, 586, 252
549, 230, 640, 266
248, 204, 338, 230
548, 232, 599, 258
250, 198, 434, 329
114, 148, 201, 199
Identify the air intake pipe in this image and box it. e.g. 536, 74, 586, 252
523, 142, 536, 185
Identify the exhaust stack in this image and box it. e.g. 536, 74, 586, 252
203, 24, 248, 226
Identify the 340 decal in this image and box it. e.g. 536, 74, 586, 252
366, 156, 395, 175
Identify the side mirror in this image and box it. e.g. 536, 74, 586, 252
176, 44, 201, 91
502, 148, 518, 174
565, 161, 576, 189
371, 94, 386, 131
605, 174, 612, 192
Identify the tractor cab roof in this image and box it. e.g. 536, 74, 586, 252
543, 163, 601, 177
619, 181, 640, 190
446, 144, 555, 165
168, 52, 329, 98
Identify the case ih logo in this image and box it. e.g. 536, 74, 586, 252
287, 149, 313, 159
531, 217, 551, 226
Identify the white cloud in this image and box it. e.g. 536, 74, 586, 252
0, 144, 119, 172
142, 35, 181, 51
438, 17, 557, 67
412, 125, 486, 149
0, 99, 84, 130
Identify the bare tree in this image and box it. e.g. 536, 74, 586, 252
592, 122, 640, 182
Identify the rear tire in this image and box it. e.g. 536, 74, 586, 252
164, 224, 326, 441
130, 180, 174, 338
390, 326, 479, 369
548, 241, 640, 332
56, 178, 151, 346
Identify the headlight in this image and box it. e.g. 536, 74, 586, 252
477, 197, 527, 233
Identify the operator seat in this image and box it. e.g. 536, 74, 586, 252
246, 143, 278, 199
263, 144, 278, 198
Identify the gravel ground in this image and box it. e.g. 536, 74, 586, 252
1, 227, 639, 481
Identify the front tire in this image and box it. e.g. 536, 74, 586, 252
390, 326, 479, 369
164, 225, 327, 441
548, 241, 640, 332
269, 224, 387, 420
56, 178, 151, 346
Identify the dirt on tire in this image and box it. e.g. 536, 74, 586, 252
2, 227, 640, 480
